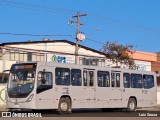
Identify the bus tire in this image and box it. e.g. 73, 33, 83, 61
126, 98, 137, 112
58, 97, 71, 114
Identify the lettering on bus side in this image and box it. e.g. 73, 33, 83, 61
62, 87, 69, 94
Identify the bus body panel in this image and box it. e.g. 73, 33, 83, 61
6, 62, 157, 110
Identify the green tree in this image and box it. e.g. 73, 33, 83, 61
101, 41, 135, 67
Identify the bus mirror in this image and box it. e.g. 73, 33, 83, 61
41, 78, 46, 84
41, 69, 46, 84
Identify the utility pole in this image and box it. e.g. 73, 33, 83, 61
69, 12, 87, 64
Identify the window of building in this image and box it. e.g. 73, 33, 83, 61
71, 69, 81, 86
5, 52, 10, 60
131, 74, 142, 88
55, 67, 70, 85
98, 59, 105, 66
24, 53, 27, 61
10, 52, 15, 61
37, 53, 45, 61
19, 53, 24, 62
37, 54, 41, 61
27, 52, 32, 61
79, 58, 83, 65
15, 52, 19, 61
32, 53, 37, 61
40, 54, 44, 61
143, 75, 154, 89
123, 73, 130, 88
97, 71, 110, 87
79, 57, 105, 66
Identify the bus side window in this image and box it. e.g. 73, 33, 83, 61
89, 71, 94, 86
38, 72, 52, 86
116, 73, 120, 87
55, 67, 70, 86
97, 71, 110, 87
123, 73, 130, 88
131, 74, 142, 88
111, 73, 115, 87
143, 75, 154, 89
83, 71, 87, 86
71, 69, 82, 86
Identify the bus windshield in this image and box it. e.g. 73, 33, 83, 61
8, 63, 37, 98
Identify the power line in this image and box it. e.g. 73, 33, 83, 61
87, 12, 160, 36
0, 32, 73, 37
0, 0, 75, 14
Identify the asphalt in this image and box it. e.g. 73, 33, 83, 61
0, 104, 160, 112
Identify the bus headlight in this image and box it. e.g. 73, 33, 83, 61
26, 94, 34, 102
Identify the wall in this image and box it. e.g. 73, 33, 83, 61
0, 60, 2, 72
131, 51, 157, 62
47, 54, 75, 63
0, 84, 6, 105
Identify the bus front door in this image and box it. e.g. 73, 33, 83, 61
36, 66, 54, 109
83, 69, 95, 108
110, 71, 122, 107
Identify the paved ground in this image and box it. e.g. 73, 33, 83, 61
0, 105, 6, 111
0, 104, 160, 111
0, 105, 159, 120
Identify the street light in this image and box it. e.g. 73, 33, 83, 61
88, 28, 101, 37
79, 28, 101, 49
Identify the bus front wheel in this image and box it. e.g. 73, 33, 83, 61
126, 98, 137, 112
58, 97, 71, 114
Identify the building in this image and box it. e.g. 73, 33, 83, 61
0, 39, 157, 72
0, 39, 158, 72
0, 39, 107, 73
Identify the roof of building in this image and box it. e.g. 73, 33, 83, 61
0, 39, 106, 56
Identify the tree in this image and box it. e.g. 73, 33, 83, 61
101, 41, 135, 68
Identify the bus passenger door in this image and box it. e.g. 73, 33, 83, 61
36, 66, 54, 109
83, 69, 95, 108
142, 75, 157, 107
110, 71, 122, 107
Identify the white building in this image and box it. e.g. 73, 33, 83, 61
0, 39, 107, 73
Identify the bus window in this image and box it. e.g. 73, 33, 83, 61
71, 69, 81, 86
83, 71, 87, 86
116, 73, 120, 87
37, 71, 52, 93
123, 73, 130, 88
83, 70, 94, 87
131, 74, 142, 88
55, 68, 70, 86
143, 75, 154, 89
97, 71, 110, 87
111, 73, 115, 87
89, 71, 94, 86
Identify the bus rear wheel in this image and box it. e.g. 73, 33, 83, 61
126, 98, 137, 112
58, 97, 71, 114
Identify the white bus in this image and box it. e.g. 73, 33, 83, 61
6, 62, 157, 113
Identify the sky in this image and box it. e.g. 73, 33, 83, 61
0, 0, 160, 53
